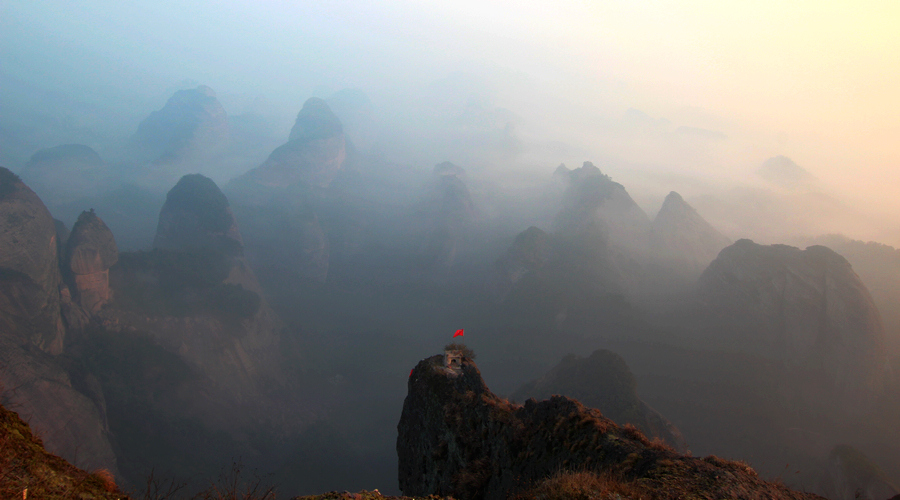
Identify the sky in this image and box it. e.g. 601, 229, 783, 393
2, 0, 899, 242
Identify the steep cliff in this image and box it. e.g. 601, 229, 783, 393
397, 354, 823, 500
0, 166, 65, 354
417, 162, 477, 283
511, 349, 688, 453
65, 210, 118, 314
489, 226, 551, 301
698, 239, 889, 409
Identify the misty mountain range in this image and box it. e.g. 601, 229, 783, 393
1, 84, 899, 499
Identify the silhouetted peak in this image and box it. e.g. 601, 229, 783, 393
28, 144, 103, 167
288, 97, 344, 142
434, 161, 465, 178
758, 155, 818, 190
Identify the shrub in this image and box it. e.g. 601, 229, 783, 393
444, 342, 476, 360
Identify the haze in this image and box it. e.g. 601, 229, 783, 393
3, 0, 899, 245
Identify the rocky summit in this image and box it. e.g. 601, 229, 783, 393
397, 352, 824, 500
698, 239, 889, 410
19, 144, 109, 205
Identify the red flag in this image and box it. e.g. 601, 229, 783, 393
453, 329, 464, 337
410, 369, 414, 378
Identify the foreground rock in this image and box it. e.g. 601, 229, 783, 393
397, 353, 824, 500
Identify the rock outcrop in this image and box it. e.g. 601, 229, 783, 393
511, 349, 688, 453
650, 191, 731, 283
19, 144, 110, 206
698, 239, 889, 409
397, 353, 823, 500
65, 210, 118, 314
0, 167, 65, 354
131, 85, 229, 164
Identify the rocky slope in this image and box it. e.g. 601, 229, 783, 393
511, 349, 688, 453
0, 403, 125, 499
417, 162, 477, 283
397, 353, 824, 500
488, 226, 551, 301
698, 239, 889, 410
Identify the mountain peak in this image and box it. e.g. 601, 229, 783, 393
288, 97, 344, 142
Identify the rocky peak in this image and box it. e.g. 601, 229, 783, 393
398, 353, 824, 500
65, 210, 118, 313
289, 97, 344, 142
0, 167, 64, 353
650, 190, 731, 278
758, 155, 818, 190
698, 239, 889, 409
234, 98, 347, 190
132, 85, 229, 162
153, 174, 243, 256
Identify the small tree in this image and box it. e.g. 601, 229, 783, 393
444, 343, 476, 360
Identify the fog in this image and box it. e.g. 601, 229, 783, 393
3, 1, 899, 246
3, 2, 900, 498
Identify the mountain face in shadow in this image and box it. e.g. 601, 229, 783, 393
698, 239, 889, 412
512, 349, 688, 453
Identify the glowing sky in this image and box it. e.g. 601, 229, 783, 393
2, 0, 899, 240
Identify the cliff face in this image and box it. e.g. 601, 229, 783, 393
417, 162, 477, 283
0, 167, 65, 354
397, 354, 824, 500
65, 210, 118, 314
511, 349, 688, 453
698, 239, 889, 409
